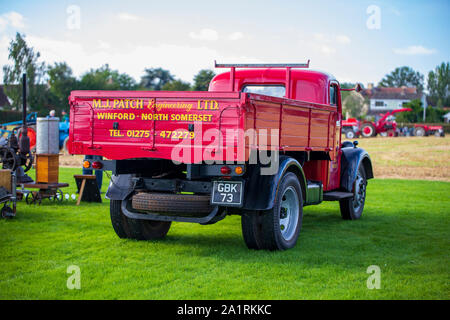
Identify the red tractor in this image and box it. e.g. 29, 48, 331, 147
358, 108, 412, 138
413, 124, 445, 137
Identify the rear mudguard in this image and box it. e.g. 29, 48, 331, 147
340, 146, 374, 192
242, 155, 307, 210
105, 174, 136, 200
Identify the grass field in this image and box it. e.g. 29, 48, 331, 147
0, 167, 448, 299
355, 136, 450, 181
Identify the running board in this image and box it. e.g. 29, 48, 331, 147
323, 191, 354, 201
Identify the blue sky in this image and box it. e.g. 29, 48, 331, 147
0, 0, 449, 87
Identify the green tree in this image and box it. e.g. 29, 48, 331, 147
140, 68, 174, 90
2, 33, 48, 111
379, 66, 424, 91
427, 62, 449, 107
47, 62, 79, 112
395, 99, 422, 123
161, 79, 191, 91
79, 64, 137, 90
342, 91, 367, 118
193, 69, 215, 91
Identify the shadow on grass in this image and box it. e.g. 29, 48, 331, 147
132, 208, 443, 270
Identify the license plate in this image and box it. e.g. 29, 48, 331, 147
211, 181, 243, 207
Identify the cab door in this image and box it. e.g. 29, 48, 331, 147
327, 82, 341, 190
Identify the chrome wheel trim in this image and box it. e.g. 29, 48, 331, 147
279, 186, 300, 241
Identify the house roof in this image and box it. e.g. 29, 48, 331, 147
0, 85, 11, 107
361, 86, 422, 100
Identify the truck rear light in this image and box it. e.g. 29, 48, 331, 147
235, 166, 243, 175
220, 166, 231, 175
92, 161, 103, 169
83, 160, 90, 168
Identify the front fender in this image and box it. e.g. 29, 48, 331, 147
243, 155, 307, 210
340, 146, 374, 192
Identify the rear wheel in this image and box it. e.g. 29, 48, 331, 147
127, 217, 171, 240
360, 123, 375, 138
340, 165, 367, 220
110, 200, 133, 239
258, 172, 303, 250
241, 211, 263, 250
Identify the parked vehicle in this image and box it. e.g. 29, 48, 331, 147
358, 108, 412, 138
342, 118, 359, 139
413, 124, 445, 137
68, 62, 373, 251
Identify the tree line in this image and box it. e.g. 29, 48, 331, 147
342, 64, 449, 123
2, 33, 216, 115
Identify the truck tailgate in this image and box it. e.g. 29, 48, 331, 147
68, 91, 244, 161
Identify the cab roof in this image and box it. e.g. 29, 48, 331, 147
209, 68, 337, 104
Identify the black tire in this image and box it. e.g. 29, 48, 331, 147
360, 123, 376, 138
241, 211, 264, 250
110, 200, 133, 239
127, 217, 171, 240
259, 172, 303, 251
340, 165, 367, 220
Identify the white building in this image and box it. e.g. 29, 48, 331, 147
362, 84, 425, 115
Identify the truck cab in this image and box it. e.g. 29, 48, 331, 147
69, 62, 373, 251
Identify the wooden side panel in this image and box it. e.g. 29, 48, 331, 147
247, 98, 335, 152
309, 109, 332, 148
280, 105, 309, 148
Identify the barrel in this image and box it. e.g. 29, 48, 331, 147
36, 117, 59, 154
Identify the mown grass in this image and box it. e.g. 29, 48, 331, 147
355, 136, 450, 181
0, 167, 449, 299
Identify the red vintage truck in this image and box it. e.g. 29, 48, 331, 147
68, 62, 373, 251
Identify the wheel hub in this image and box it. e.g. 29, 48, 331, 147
279, 186, 299, 241
353, 174, 366, 211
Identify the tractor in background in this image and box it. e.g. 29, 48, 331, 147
342, 108, 412, 138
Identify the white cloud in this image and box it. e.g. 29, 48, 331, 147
98, 41, 111, 50
189, 28, 218, 41
21, 35, 226, 82
228, 32, 244, 41
117, 13, 141, 22
336, 35, 351, 44
0, 11, 25, 31
393, 45, 436, 55
319, 45, 336, 55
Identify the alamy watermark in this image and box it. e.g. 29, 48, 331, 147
66, 5, 81, 30
67, 265, 81, 290
169, 122, 280, 175
366, 265, 381, 289
366, 5, 381, 30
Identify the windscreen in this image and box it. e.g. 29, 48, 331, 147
242, 85, 286, 98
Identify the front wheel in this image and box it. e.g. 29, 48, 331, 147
414, 127, 425, 137
345, 130, 356, 139
254, 172, 303, 250
340, 165, 367, 220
